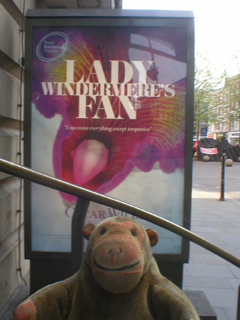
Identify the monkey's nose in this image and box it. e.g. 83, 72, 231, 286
109, 248, 123, 267
109, 248, 123, 255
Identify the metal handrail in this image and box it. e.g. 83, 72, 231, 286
0, 157, 240, 268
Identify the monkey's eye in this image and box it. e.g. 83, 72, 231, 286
131, 230, 137, 236
101, 228, 107, 235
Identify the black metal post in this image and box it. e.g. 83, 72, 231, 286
71, 197, 90, 275
219, 148, 225, 201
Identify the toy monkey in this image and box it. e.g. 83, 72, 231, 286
13, 216, 200, 320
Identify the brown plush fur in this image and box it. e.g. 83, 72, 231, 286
13, 217, 200, 320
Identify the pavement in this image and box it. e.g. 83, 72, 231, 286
0, 160, 240, 320
183, 160, 240, 320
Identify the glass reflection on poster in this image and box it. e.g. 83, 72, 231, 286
30, 26, 187, 254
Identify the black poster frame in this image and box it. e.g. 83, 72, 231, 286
24, 9, 194, 264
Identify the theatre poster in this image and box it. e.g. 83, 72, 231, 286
24, 11, 194, 260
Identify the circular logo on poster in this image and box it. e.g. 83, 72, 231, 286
36, 32, 70, 62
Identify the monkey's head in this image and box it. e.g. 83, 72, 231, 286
82, 216, 158, 294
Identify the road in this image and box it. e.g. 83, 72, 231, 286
192, 160, 240, 199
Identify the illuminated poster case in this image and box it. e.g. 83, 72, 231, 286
24, 9, 194, 262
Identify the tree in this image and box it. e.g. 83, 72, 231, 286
194, 50, 218, 140
194, 47, 240, 139
224, 75, 240, 130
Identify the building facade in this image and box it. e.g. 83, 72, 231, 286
208, 74, 240, 145
0, 0, 37, 312
0, 0, 122, 314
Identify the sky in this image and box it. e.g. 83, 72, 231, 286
123, 0, 240, 76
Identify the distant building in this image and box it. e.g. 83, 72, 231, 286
208, 74, 240, 145
193, 121, 208, 141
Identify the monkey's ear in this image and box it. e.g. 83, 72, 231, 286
82, 223, 96, 240
146, 229, 158, 247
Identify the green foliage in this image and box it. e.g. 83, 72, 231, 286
194, 48, 240, 138
194, 51, 217, 139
